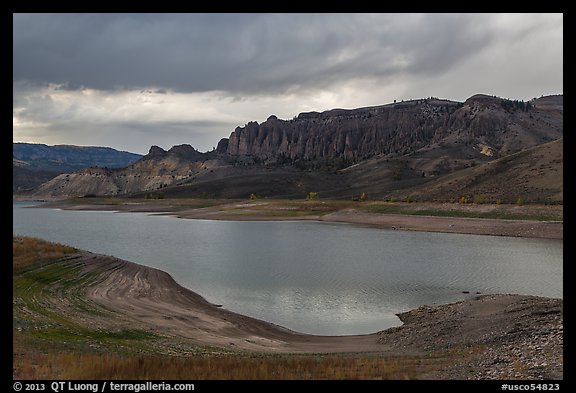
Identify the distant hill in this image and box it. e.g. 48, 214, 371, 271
25, 94, 563, 204
30, 144, 212, 197
13, 143, 142, 172
13, 143, 142, 192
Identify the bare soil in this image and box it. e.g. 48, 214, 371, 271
320, 209, 563, 239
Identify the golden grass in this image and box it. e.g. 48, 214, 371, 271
13, 236, 76, 272
14, 349, 453, 380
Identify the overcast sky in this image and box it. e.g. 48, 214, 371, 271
13, 13, 563, 154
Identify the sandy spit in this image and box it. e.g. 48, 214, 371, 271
79, 252, 384, 353
34, 200, 563, 240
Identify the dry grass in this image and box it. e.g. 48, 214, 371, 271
358, 201, 563, 222
14, 349, 454, 380
58, 196, 234, 210
13, 236, 76, 272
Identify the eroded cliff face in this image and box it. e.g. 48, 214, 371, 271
29, 95, 562, 200
221, 95, 562, 162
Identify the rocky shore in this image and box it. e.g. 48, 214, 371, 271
378, 294, 563, 379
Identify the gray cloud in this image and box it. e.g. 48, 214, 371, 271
14, 114, 235, 155
13, 13, 563, 153
13, 13, 515, 94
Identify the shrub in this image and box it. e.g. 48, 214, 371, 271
306, 192, 318, 201
459, 196, 468, 204
516, 197, 525, 206
473, 194, 486, 204
146, 192, 164, 199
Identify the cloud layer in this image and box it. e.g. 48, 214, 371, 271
13, 13, 563, 153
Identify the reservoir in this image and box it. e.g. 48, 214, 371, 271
13, 202, 563, 335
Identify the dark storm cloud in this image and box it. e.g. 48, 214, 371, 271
13, 13, 563, 154
13, 13, 496, 94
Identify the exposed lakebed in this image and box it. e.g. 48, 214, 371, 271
13, 202, 562, 335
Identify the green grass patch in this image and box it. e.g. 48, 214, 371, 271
13, 241, 164, 361
223, 200, 353, 217
31, 327, 159, 342
358, 204, 405, 215
61, 197, 233, 210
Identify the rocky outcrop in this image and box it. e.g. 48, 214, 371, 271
144, 144, 203, 160
221, 95, 562, 162
146, 145, 167, 157
30, 144, 219, 197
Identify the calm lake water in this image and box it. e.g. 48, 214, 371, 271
13, 202, 563, 335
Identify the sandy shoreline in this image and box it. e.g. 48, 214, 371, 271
78, 251, 384, 354
320, 210, 563, 239
27, 199, 563, 240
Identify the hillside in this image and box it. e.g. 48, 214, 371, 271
31, 144, 219, 197
25, 94, 563, 203
13, 143, 142, 192
395, 138, 563, 204
12, 163, 60, 193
